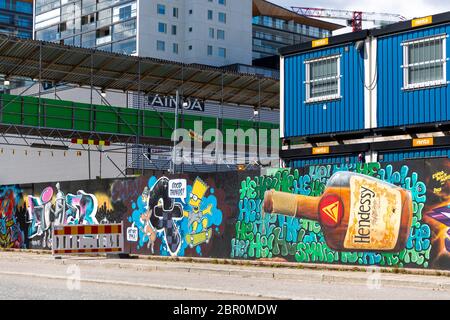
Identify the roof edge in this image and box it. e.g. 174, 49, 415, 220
279, 10, 450, 57
371, 11, 450, 37
279, 30, 369, 56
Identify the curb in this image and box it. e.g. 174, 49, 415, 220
131, 254, 450, 278
39, 256, 449, 292
2, 248, 450, 278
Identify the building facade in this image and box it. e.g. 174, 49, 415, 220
252, 0, 342, 61
34, 0, 252, 67
0, 0, 33, 38
279, 12, 450, 167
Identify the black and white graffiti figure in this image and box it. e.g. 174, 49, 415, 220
146, 177, 184, 256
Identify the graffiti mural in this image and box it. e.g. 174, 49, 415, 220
27, 183, 100, 248
25, 181, 123, 249
0, 186, 25, 249
3, 159, 450, 270
231, 160, 450, 269
127, 176, 226, 257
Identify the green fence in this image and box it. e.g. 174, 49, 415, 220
0, 93, 279, 144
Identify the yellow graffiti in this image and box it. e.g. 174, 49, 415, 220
184, 178, 213, 233
432, 171, 450, 185
95, 193, 113, 211
434, 188, 442, 195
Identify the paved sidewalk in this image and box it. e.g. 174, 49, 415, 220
85, 255, 450, 291
0, 251, 449, 298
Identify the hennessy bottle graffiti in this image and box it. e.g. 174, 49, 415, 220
263, 172, 413, 252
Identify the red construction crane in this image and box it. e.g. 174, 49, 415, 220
292, 7, 406, 32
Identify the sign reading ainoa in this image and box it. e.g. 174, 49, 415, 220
148, 94, 205, 112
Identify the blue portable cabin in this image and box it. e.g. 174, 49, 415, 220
373, 13, 450, 130
280, 12, 450, 167
371, 12, 450, 162
279, 30, 370, 167
280, 30, 368, 140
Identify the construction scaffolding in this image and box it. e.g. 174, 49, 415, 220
0, 35, 280, 176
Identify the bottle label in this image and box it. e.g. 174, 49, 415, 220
344, 176, 402, 250
319, 194, 343, 227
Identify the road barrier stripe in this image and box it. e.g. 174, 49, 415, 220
52, 223, 124, 256
53, 248, 122, 254
54, 225, 122, 236
71, 138, 111, 146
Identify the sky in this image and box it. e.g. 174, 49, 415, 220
273, 0, 450, 31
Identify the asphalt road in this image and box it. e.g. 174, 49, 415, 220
0, 252, 449, 300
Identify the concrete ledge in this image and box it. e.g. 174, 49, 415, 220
132, 254, 450, 278
2, 248, 449, 278
106, 253, 133, 259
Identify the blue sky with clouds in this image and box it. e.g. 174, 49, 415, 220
268, 0, 450, 34
272, 0, 450, 23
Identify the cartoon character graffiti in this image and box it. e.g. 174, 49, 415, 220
128, 176, 224, 257
138, 187, 157, 253
146, 177, 184, 256
0, 186, 24, 249
184, 178, 213, 247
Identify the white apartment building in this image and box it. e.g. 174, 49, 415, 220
33, 0, 253, 67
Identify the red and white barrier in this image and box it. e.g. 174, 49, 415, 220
52, 223, 124, 255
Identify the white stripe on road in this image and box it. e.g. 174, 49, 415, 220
0, 270, 306, 300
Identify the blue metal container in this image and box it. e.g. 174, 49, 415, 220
289, 154, 359, 168
283, 43, 365, 138
379, 148, 450, 162
377, 24, 450, 128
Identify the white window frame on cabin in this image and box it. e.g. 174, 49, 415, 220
305, 54, 341, 103
402, 34, 448, 90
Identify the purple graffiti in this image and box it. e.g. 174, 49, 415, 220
428, 205, 450, 252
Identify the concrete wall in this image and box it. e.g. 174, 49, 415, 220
0, 137, 128, 185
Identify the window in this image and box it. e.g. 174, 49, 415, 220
218, 47, 226, 58
207, 10, 213, 20
119, 5, 131, 20
275, 19, 284, 29
16, 1, 32, 13
157, 40, 165, 51
158, 22, 167, 33
96, 26, 110, 38
171, 25, 177, 35
81, 13, 96, 25
173, 7, 178, 18
173, 43, 178, 54
305, 55, 341, 103
157, 4, 165, 15
113, 3, 136, 23
218, 12, 226, 23
209, 28, 214, 39
58, 22, 67, 33
402, 34, 447, 90
219, 0, 226, 5
113, 38, 136, 55
217, 29, 225, 40
207, 45, 213, 56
